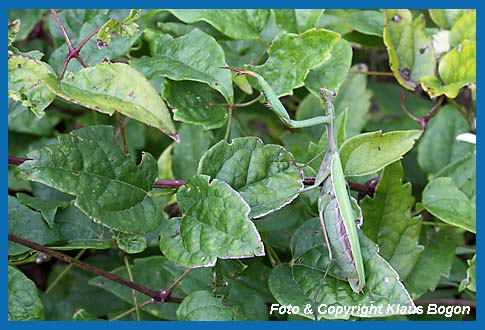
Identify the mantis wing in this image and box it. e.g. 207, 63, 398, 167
323, 153, 365, 293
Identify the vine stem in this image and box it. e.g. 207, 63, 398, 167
110, 299, 153, 321
123, 256, 140, 320
45, 249, 86, 294
8, 234, 183, 304
8, 156, 374, 195
115, 112, 129, 154
51, 9, 100, 79
401, 89, 445, 132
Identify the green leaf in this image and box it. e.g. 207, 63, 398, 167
43, 62, 178, 140
361, 162, 424, 280
346, 10, 384, 36
172, 124, 214, 179
417, 105, 474, 176
334, 64, 373, 137
89, 256, 210, 320
8, 100, 60, 137
157, 144, 175, 180
159, 217, 217, 267
17, 126, 163, 234
420, 40, 476, 98
435, 152, 475, 200
449, 10, 475, 47
50, 203, 113, 250
383, 10, 436, 90
168, 9, 270, 40
422, 177, 475, 233
8, 266, 44, 320
132, 28, 233, 104
163, 80, 228, 130
273, 10, 324, 33
8, 54, 56, 117
17, 192, 69, 228
96, 9, 141, 48
247, 29, 340, 97
111, 230, 147, 254
270, 219, 415, 320
177, 290, 246, 320
429, 9, 465, 29
198, 137, 303, 218
405, 228, 459, 298
339, 130, 422, 177
8, 19, 21, 47
161, 175, 264, 266
305, 39, 353, 97
8, 195, 61, 256
459, 255, 476, 292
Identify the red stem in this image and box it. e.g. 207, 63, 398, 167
8, 234, 182, 303
8, 156, 374, 195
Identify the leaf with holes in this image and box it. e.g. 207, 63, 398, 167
420, 40, 475, 98
8, 54, 56, 117
96, 9, 141, 48
383, 10, 436, 90
198, 137, 303, 218
16, 126, 163, 234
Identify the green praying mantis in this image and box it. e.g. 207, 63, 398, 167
225, 67, 366, 294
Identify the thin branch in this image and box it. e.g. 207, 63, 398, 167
115, 112, 129, 154
401, 89, 445, 132
110, 299, 153, 321
8, 234, 183, 304
123, 256, 140, 320
231, 93, 263, 108
45, 249, 86, 294
415, 298, 476, 308
224, 107, 233, 142
164, 268, 193, 298
154, 179, 186, 188
8, 155, 29, 166
50, 9, 73, 50
51, 10, 100, 78
8, 156, 375, 195
303, 177, 376, 197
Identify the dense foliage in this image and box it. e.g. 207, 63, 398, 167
8, 9, 475, 321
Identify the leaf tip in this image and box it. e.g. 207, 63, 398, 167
169, 133, 180, 143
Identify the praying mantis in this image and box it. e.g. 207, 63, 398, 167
225, 67, 366, 294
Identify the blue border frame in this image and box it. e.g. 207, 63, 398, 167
3, 1, 480, 328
